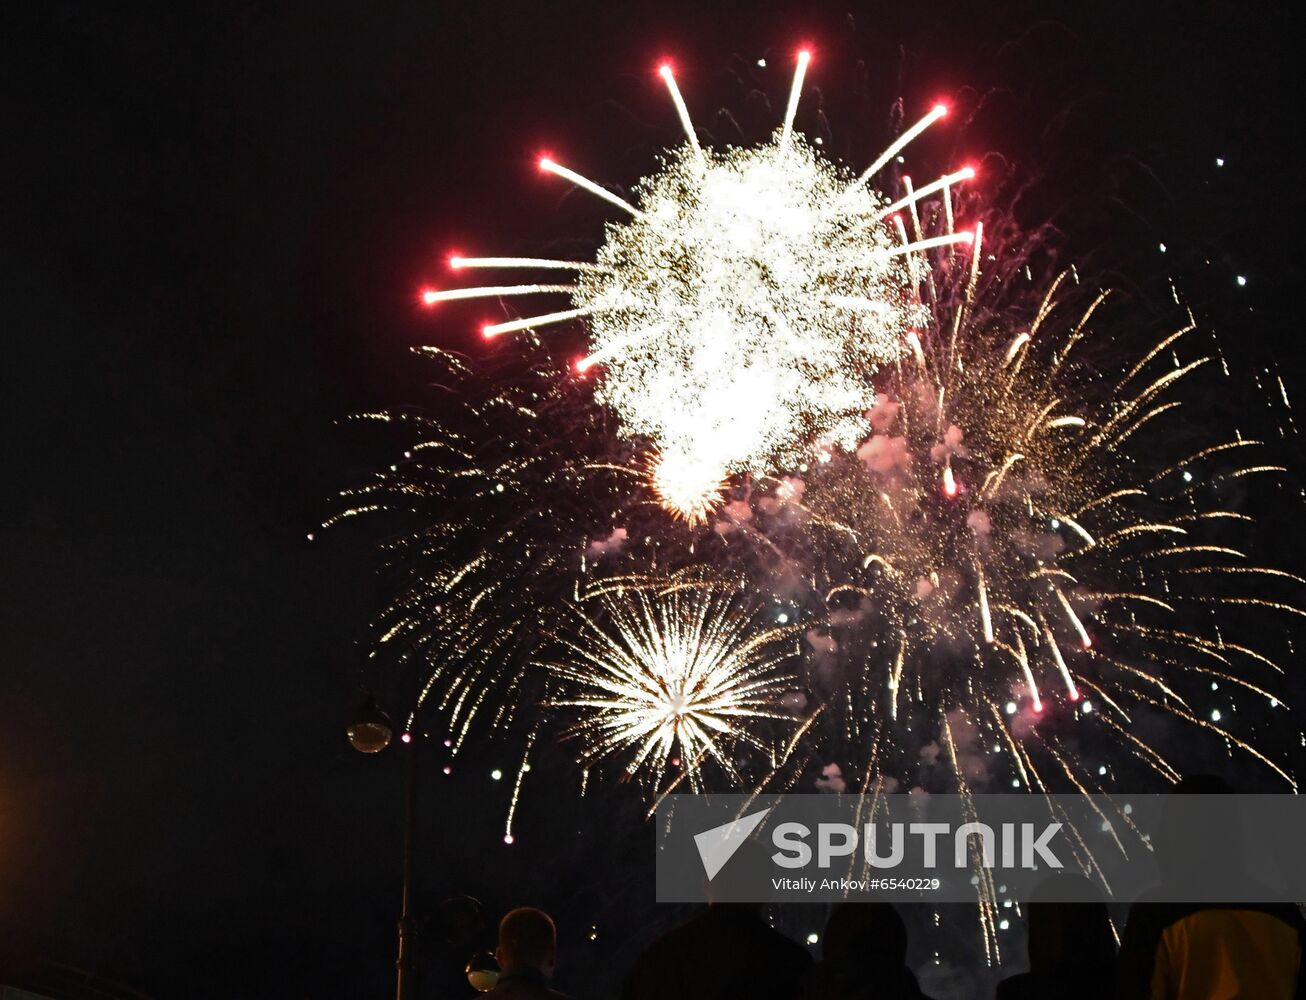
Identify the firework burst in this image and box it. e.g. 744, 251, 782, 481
337, 51, 1303, 904
686, 246, 1303, 961
714, 247, 1303, 800
324, 344, 644, 748
424, 54, 972, 519
545, 580, 802, 791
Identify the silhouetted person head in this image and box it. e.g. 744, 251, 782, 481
1157, 772, 1243, 886
704, 834, 773, 910
1025, 873, 1115, 976
821, 902, 908, 965
496, 907, 557, 976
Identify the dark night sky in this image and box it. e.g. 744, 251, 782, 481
3, 2, 1305, 998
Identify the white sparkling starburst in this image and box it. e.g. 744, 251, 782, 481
545, 583, 799, 790
426, 54, 972, 520
575, 138, 928, 486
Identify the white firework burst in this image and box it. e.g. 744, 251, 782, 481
545, 581, 801, 790
424, 51, 974, 520
576, 138, 927, 481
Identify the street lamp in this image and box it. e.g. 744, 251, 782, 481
465, 951, 500, 992
346, 694, 393, 754
348, 693, 418, 1000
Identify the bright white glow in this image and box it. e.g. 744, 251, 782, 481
942, 464, 959, 497
650, 448, 727, 524
576, 138, 926, 485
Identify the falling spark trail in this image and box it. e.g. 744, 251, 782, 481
1042, 619, 1080, 699
1054, 588, 1093, 648
504, 726, 538, 844
977, 563, 995, 643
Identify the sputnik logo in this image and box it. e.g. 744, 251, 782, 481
692, 807, 771, 880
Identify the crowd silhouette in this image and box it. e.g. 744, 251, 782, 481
476, 776, 1304, 1000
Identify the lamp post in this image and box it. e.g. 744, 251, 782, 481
347, 694, 418, 1000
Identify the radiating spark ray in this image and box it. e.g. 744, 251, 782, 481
483, 306, 596, 338
539, 157, 642, 216
1040, 615, 1080, 699
449, 256, 610, 272
657, 65, 704, 163
423, 284, 575, 304
1054, 588, 1093, 648
977, 562, 995, 644
852, 104, 949, 188
871, 231, 975, 260
780, 50, 811, 146
878, 168, 976, 219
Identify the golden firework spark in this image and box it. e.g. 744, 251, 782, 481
766, 230, 1303, 794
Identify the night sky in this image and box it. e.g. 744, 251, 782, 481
4, 2, 1305, 998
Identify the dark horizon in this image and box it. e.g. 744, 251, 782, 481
4, 2, 1305, 997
